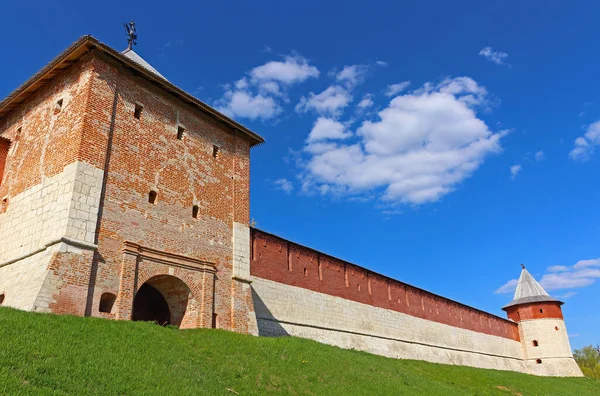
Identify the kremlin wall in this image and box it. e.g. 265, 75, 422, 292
0, 35, 583, 377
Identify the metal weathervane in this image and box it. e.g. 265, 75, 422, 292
124, 21, 138, 50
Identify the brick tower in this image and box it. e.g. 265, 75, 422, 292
0, 36, 263, 332
502, 265, 583, 376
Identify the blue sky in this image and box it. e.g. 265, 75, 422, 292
2, 1, 599, 348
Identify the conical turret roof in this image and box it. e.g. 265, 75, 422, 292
502, 266, 562, 309
121, 48, 167, 80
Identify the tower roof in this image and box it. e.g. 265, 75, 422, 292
502, 266, 562, 309
121, 48, 166, 80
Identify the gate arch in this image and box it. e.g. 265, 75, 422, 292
132, 275, 195, 328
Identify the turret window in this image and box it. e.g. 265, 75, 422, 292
177, 126, 185, 140
532, 340, 539, 347
539, 309, 543, 314
148, 191, 157, 204
192, 205, 199, 219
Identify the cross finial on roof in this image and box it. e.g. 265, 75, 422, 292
124, 21, 138, 50
521, 264, 525, 270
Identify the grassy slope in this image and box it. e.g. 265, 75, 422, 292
0, 308, 598, 395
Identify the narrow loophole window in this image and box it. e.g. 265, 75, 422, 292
134, 103, 143, 119
0, 293, 5, 305
212, 313, 219, 329
192, 205, 199, 219
212, 145, 220, 158
533, 340, 539, 347
177, 126, 185, 140
303, 268, 307, 276
555, 326, 559, 331
536, 359, 542, 364
99, 293, 116, 313
148, 191, 157, 204
0, 197, 8, 213
55, 99, 63, 112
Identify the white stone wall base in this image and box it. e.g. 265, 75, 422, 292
251, 277, 584, 377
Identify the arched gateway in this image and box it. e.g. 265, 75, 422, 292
132, 275, 194, 328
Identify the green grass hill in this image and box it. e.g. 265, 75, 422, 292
0, 307, 598, 395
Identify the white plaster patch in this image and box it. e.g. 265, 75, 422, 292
232, 222, 251, 281
0, 161, 104, 263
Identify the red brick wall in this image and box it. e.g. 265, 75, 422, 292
505, 302, 564, 322
85, 52, 252, 331
251, 229, 520, 341
0, 56, 94, 200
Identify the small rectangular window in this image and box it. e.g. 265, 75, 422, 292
192, 205, 199, 219
148, 191, 157, 204
177, 126, 185, 140
212, 145, 220, 158
134, 103, 143, 119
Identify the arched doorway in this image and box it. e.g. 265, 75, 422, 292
132, 275, 193, 327
132, 283, 171, 325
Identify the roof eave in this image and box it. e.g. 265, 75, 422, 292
0, 35, 265, 147
501, 296, 564, 311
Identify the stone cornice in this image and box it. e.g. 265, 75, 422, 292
122, 241, 217, 274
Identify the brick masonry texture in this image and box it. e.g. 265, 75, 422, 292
250, 229, 520, 341
0, 49, 254, 332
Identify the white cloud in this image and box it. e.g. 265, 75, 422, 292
296, 85, 353, 117
569, 121, 600, 160
574, 258, 600, 269
376, 60, 388, 67
495, 258, 600, 295
336, 65, 369, 88
495, 279, 518, 294
558, 291, 577, 299
384, 81, 411, 97
250, 54, 319, 85
357, 94, 374, 109
510, 164, 522, 179
479, 47, 510, 66
216, 53, 319, 120
301, 77, 507, 204
535, 151, 545, 161
307, 117, 352, 143
274, 178, 294, 194
548, 265, 569, 272
217, 90, 280, 120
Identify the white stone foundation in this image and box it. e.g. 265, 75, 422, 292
252, 277, 527, 374
0, 161, 103, 310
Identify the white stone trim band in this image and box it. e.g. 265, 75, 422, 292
0, 236, 98, 268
